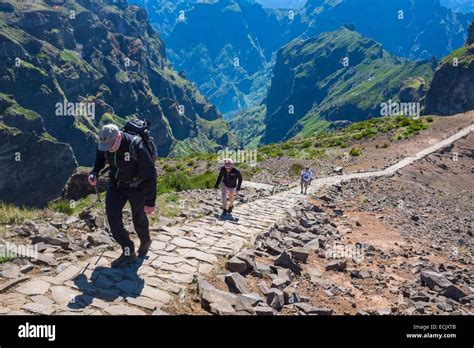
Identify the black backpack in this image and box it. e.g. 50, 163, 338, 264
122, 118, 157, 163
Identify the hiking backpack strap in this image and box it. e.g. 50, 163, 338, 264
129, 135, 141, 162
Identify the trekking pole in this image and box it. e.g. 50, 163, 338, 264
80, 248, 106, 276
90, 167, 111, 234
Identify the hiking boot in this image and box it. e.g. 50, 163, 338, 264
111, 251, 137, 268
227, 205, 234, 214
138, 239, 152, 258
222, 208, 228, 216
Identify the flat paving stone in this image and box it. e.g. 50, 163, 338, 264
16, 279, 50, 296
157, 273, 194, 284
51, 286, 80, 305
31, 295, 55, 306
1, 264, 20, 278
170, 237, 198, 248
104, 304, 146, 315
126, 296, 159, 310
176, 249, 218, 264
144, 277, 183, 294
0, 293, 27, 308
22, 302, 55, 315
54, 265, 82, 282
141, 285, 171, 304
157, 255, 188, 265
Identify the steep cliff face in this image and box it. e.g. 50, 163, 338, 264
0, 0, 229, 166
262, 28, 435, 144
0, 94, 77, 207
425, 22, 474, 115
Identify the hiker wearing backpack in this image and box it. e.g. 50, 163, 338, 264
214, 158, 242, 216
300, 165, 313, 195
87, 121, 157, 268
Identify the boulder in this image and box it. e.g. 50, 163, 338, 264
283, 286, 299, 304
200, 282, 237, 311
266, 288, 284, 310
289, 247, 310, 263
271, 278, 289, 291
420, 271, 452, 290
31, 235, 70, 250
61, 166, 108, 200
441, 285, 467, 302
226, 256, 247, 274
225, 273, 250, 294
274, 251, 302, 275
326, 260, 347, 272
351, 269, 372, 279
295, 303, 333, 315
209, 301, 236, 315
254, 304, 275, 315
235, 252, 256, 271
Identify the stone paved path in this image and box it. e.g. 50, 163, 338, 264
0, 123, 472, 315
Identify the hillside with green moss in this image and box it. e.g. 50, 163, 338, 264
0, 0, 231, 163
0, 0, 234, 206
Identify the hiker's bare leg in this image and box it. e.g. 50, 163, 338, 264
229, 191, 235, 208
221, 187, 227, 210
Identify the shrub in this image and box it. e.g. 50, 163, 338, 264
299, 140, 312, 149
362, 127, 378, 138
349, 147, 362, 156
0, 203, 37, 225
157, 171, 216, 195
48, 200, 74, 215
288, 163, 304, 177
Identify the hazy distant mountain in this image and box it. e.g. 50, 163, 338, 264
295, 0, 474, 61
440, 0, 474, 14
139, 0, 472, 117
254, 0, 306, 9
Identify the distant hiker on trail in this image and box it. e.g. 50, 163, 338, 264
214, 158, 242, 216
87, 123, 157, 268
300, 165, 313, 194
